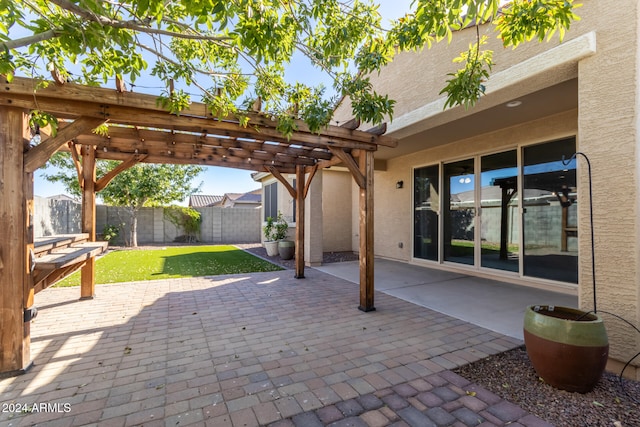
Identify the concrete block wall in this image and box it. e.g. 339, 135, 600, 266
34, 196, 81, 236
37, 200, 261, 244
198, 207, 223, 242
221, 208, 261, 243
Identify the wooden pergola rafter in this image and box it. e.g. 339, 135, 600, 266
0, 75, 397, 376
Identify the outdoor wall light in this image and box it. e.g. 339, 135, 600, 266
396, 180, 404, 189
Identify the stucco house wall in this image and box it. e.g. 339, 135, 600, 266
332, 0, 640, 378
256, 175, 296, 243
320, 169, 352, 252
575, 1, 640, 376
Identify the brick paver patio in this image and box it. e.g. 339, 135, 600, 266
0, 268, 551, 426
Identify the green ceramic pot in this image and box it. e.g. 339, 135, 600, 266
523, 305, 609, 393
278, 240, 295, 260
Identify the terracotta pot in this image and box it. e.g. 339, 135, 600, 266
264, 240, 279, 257
278, 240, 295, 260
523, 305, 608, 393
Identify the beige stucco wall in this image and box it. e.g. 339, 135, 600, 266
305, 170, 324, 265
258, 176, 296, 243
575, 0, 640, 375
333, 0, 640, 376
322, 169, 353, 252
256, 171, 326, 264
277, 175, 296, 224
334, 1, 595, 126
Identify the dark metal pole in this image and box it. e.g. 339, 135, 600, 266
563, 152, 596, 313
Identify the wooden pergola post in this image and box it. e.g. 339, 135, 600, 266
358, 150, 375, 312
80, 145, 96, 299
0, 106, 34, 375
267, 164, 319, 279
295, 165, 305, 278
0, 77, 396, 376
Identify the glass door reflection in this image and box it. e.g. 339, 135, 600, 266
522, 138, 578, 283
443, 159, 475, 265
480, 151, 519, 272
413, 165, 439, 261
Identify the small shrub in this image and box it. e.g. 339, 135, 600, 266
274, 211, 289, 240
264, 211, 289, 241
164, 205, 202, 243
102, 223, 122, 243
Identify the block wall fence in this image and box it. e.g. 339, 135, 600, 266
34, 196, 261, 244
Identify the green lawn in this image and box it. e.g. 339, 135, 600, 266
55, 245, 282, 287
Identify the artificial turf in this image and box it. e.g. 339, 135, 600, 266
54, 245, 282, 287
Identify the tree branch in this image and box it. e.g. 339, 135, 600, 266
1, 30, 63, 50
137, 43, 235, 80
46, 0, 233, 41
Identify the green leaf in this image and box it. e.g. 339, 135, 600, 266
0, 0, 580, 136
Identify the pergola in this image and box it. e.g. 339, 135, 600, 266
0, 76, 397, 376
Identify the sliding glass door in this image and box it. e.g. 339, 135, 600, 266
522, 138, 578, 283
443, 159, 475, 265
414, 165, 439, 261
480, 151, 519, 272
412, 138, 578, 286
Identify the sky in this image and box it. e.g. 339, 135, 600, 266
33, 0, 414, 201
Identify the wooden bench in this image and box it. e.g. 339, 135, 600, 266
35, 241, 107, 270
32, 235, 108, 294
34, 234, 90, 257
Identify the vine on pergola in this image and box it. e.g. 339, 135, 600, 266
0, 0, 580, 135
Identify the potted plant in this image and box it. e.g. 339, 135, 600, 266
262, 215, 279, 257
274, 212, 295, 260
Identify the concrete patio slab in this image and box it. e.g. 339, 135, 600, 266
0, 268, 551, 426
314, 258, 578, 339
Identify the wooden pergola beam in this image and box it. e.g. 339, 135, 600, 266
73, 126, 333, 162
24, 116, 105, 173
267, 166, 297, 199
95, 154, 147, 192
3, 76, 398, 148
5, 96, 395, 152
68, 142, 84, 188
329, 147, 365, 189
303, 165, 318, 199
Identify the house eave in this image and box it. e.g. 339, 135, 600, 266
387, 31, 597, 140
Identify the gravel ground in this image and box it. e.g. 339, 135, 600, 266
454, 346, 640, 427
237, 243, 359, 269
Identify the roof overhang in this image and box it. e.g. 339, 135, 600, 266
377, 31, 596, 160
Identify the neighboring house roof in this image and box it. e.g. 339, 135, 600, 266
234, 189, 262, 204
223, 192, 243, 202
190, 190, 261, 208
220, 189, 262, 207
189, 194, 223, 207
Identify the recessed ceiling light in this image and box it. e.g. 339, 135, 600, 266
506, 100, 522, 108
